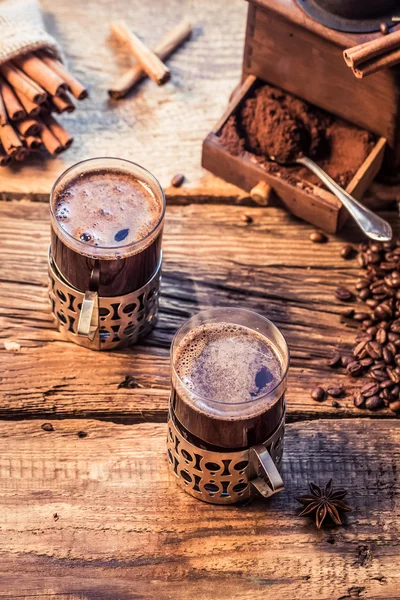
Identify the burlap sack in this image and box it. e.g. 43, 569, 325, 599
0, 0, 61, 65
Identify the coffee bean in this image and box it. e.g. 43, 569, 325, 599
342, 308, 355, 318
356, 278, 370, 290
366, 341, 383, 359
360, 357, 374, 368
353, 392, 365, 408
341, 355, 353, 368
391, 319, 400, 333
358, 253, 367, 268
328, 352, 342, 368
366, 326, 378, 337
370, 243, 383, 253
326, 385, 344, 397
311, 387, 325, 402
171, 173, 185, 187
310, 231, 327, 243
365, 395, 384, 410
389, 400, 400, 412
361, 382, 380, 397
376, 329, 387, 345
374, 303, 392, 320
358, 288, 370, 300
380, 22, 389, 35
380, 379, 394, 389
391, 384, 400, 397
370, 369, 387, 382
347, 361, 363, 377
366, 298, 379, 308
383, 347, 394, 364
387, 366, 400, 383
41, 422, 54, 432
335, 287, 353, 302
369, 252, 381, 264
353, 339, 369, 358
341, 244, 355, 259
353, 312, 370, 321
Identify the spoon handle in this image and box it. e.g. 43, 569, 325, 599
296, 156, 392, 242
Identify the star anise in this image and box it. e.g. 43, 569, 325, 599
297, 479, 351, 528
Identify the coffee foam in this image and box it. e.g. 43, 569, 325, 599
53, 168, 162, 249
175, 322, 282, 406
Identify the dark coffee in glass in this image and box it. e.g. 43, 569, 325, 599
49, 158, 165, 350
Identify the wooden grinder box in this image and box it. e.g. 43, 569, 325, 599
202, 0, 393, 233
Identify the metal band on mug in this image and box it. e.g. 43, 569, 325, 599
48, 248, 162, 350
167, 401, 285, 505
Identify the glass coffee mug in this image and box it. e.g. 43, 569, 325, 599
167, 308, 289, 504
48, 157, 165, 350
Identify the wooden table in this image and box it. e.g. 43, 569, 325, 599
1, 1, 400, 598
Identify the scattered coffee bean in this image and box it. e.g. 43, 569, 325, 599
171, 173, 185, 188
353, 392, 365, 408
310, 231, 327, 243
376, 329, 387, 345
341, 355, 353, 368
326, 385, 344, 398
389, 400, 400, 412
347, 361, 363, 377
353, 312, 370, 321
41, 422, 54, 432
366, 341, 382, 359
335, 287, 354, 302
380, 22, 388, 35
361, 382, 380, 397
383, 347, 394, 364
342, 308, 355, 318
365, 395, 384, 410
241, 213, 253, 224
77, 431, 88, 438
341, 244, 355, 259
328, 352, 342, 368
360, 357, 374, 368
311, 387, 325, 402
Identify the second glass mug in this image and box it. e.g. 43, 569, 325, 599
48, 157, 166, 350
167, 308, 289, 505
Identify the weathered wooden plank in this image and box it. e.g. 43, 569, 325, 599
0, 0, 247, 201
0, 418, 398, 599
1, 200, 399, 421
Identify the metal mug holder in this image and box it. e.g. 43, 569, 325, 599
167, 402, 285, 505
48, 248, 161, 350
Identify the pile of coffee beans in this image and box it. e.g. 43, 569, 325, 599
312, 238, 400, 414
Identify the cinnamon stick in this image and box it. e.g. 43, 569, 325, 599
13, 88, 41, 117
15, 118, 42, 137
37, 52, 88, 100
0, 85, 8, 126
0, 123, 23, 155
344, 29, 400, 67
15, 53, 68, 97
39, 121, 63, 154
24, 135, 43, 150
49, 92, 75, 114
353, 48, 400, 78
0, 78, 26, 121
42, 114, 73, 149
109, 20, 192, 99
1, 63, 46, 104
110, 21, 171, 85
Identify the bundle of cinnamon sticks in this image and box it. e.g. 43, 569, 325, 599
344, 29, 400, 79
0, 50, 87, 165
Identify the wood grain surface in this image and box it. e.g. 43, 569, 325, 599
0, 418, 398, 599
0, 0, 247, 200
1, 199, 400, 422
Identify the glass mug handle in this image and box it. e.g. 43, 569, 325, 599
249, 445, 284, 498
77, 290, 99, 341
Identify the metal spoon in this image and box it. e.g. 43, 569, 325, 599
271, 154, 392, 242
